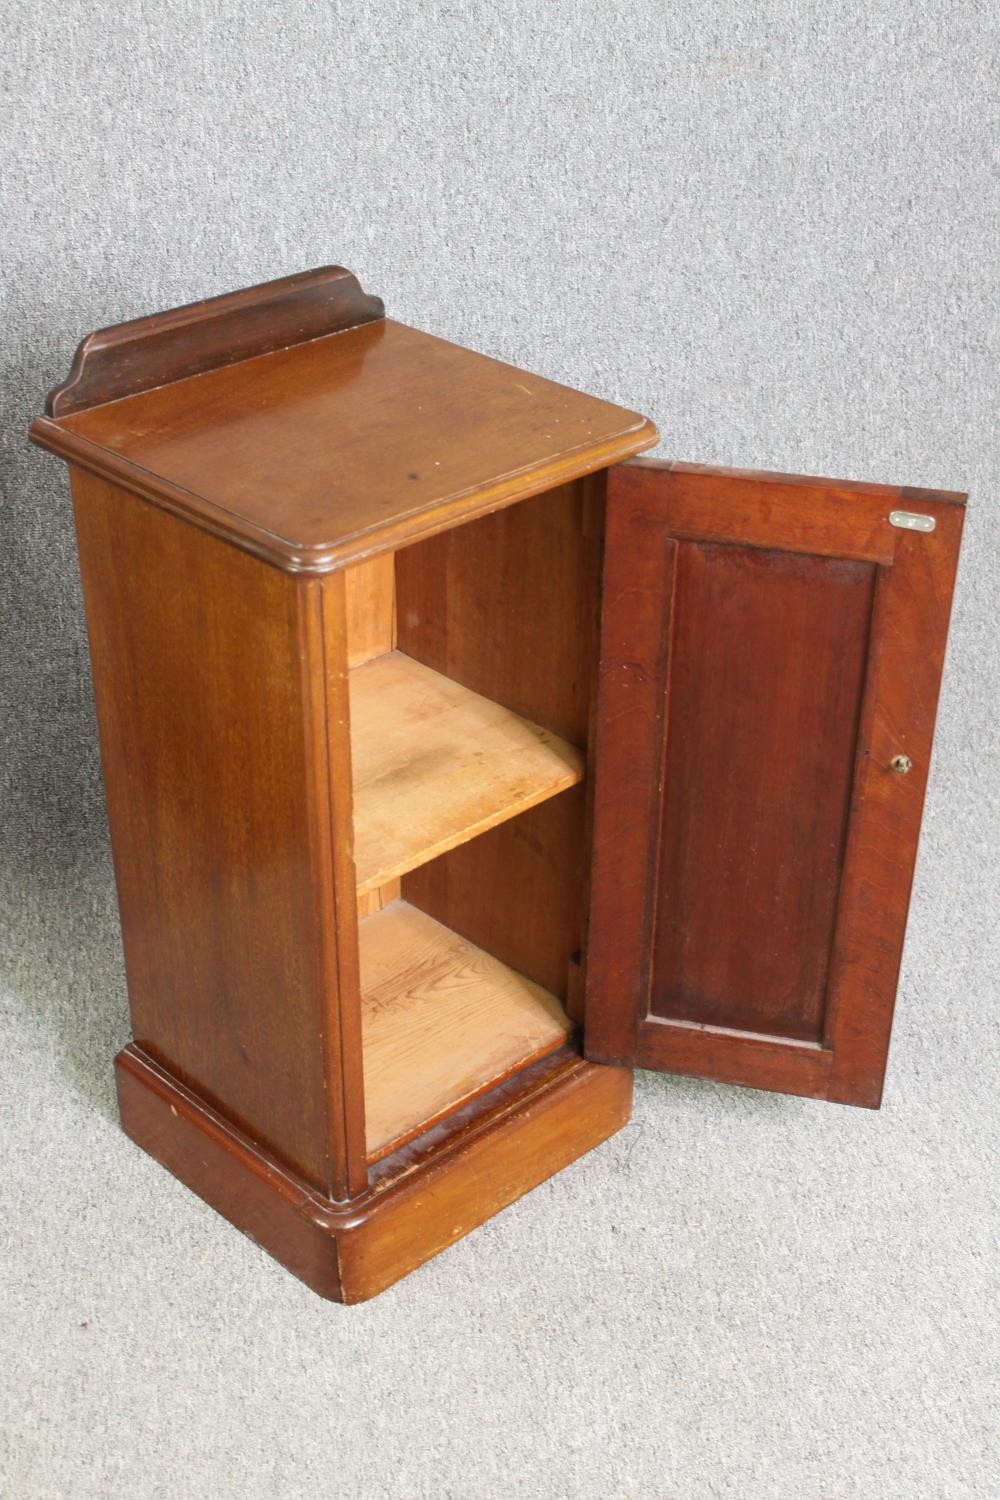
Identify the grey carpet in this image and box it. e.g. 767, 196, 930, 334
2, 3, 998, 1497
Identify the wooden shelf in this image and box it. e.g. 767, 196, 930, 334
350, 651, 584, 895
360, 901, 573, 1160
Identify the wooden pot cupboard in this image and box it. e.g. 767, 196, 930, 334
29, 266, 966, 1303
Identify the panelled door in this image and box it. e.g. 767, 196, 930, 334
585, 461, 965, 1106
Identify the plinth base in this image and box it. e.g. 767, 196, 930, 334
115, 1043, 632, 1303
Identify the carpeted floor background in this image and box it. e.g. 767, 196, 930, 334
2, 4, 998, 1497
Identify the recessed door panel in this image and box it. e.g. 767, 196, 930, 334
585, 461, 965, 1106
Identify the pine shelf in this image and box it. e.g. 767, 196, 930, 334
350, 651, 584, 895
359, 899, 573, 1160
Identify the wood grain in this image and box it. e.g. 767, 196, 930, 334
45, 265, 384, 417
350, 651, 584, 895
393, 481, 601, 1007
31, 316, 657, 573
356, 879, 401, 919
403, 786, 587, 1001
69, 471, 364, 1193
650, 541, 876, 1042
315, 570, 369, 1197
340, 1054, 630, 1303
344, 554, 396, 667
359, 900, 572, 1160
117, 1042, 632, 1303
396, 479, 600, 746
586, 460, 965, 1106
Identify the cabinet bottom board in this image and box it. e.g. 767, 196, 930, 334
360, 899, 573, 1161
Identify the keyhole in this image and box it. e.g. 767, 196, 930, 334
890, 754, 912, 774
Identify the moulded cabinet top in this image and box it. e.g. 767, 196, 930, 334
29, 267, 658, 572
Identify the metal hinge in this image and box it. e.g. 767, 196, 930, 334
889, 510, 936, 533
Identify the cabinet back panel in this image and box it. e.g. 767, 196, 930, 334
650, 541, 876, 1042
402, 787, 587, 1002
393, 480, 600, 1005
394, 479, 599, 748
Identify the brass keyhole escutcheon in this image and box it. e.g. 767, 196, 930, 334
890, 754, 913, 774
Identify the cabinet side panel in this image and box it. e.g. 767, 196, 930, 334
344, 554, 396, 667
70, 472, 337, 1189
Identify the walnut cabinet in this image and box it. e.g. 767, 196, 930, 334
29, 267, 966, 1302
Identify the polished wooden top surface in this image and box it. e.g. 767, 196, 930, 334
35, 317, 657, 570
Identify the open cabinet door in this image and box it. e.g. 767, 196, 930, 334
585, 460, 965, 1107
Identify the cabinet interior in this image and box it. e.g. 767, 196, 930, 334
344, 478, 601, 1163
